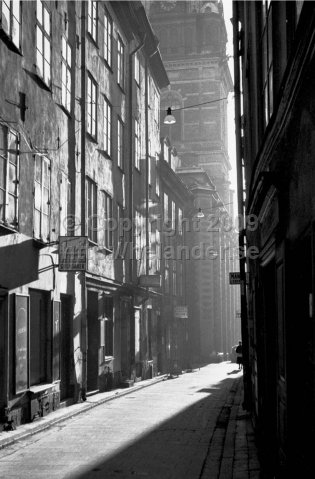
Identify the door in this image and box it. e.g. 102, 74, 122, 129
60, 295, 72, 400
87, 291, 99, 392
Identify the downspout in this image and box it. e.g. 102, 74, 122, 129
80, 1, 87, 401
232, 2, 251, 410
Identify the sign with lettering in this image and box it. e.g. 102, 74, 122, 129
15, 294, 29, 393
58, 236, 88, 271
174, 306, 188, 318
229, 272, 241, 284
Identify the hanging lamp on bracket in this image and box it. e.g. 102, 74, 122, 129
163, 107, 176, 125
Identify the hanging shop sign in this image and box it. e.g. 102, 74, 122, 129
58, 236, 88, 271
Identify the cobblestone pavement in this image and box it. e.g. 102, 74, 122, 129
0, 362, 260, 479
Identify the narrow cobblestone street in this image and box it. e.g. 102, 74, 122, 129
0, 363, 260, 479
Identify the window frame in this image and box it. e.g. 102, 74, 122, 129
0, 126, 19, 229
103, 95, 112, 156
103, 6, 112, 68
103, 190, 113, 251
87, 72, 97, 140
117, 116, 124, 170
0, 0, 21, 50
117, 35, 124, 89
33, 154, 50, 242
61, 34, 72, 112
36, 0, 52, 87
86, 176, 97, 244
135, 52, 140, 86
87, 0, 98, 44
260, 0, 273, 129
134, 117, 141, 170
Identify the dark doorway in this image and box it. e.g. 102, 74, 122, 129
260, 258, 278, 474
87, 291, 99, 392
60, 294, 72, 401
29, 289, 50, 386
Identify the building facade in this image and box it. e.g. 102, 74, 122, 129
0, 0, 169, 428
233, 1, 315, 477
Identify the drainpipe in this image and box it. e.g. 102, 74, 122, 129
80, 1, 87, 401
232, 2, 251, 410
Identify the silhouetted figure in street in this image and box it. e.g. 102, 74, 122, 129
236, 341, 243, 370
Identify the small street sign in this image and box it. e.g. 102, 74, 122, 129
174, 306, 188, 318
229, 272, 241, 285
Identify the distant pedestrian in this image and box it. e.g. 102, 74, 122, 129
235, 340, 243, 370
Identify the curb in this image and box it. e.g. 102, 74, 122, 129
0, 374, 168, 451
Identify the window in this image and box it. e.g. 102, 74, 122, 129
171, 201, 176, 230
59, 173, 71, 236
155, 154, 160, 197
178, 262, 183, 296
178, 207, 183, 235
164, 193, 168, 223
87, 0, 97, 43
104, 7, 112, 66
87, 73, 97, 138
135, 52, 140, 85
0, 126, 19, 228
61, 35, 72, 112
86, 177, 97, 243
36, 0, 51, 86
172, 261, 177, 296
34, 155, 50, 242
1, 0, 21, 49
103, 96, 112, 156
135, 210, 141, 261
148, 140, 152, 185
117, 117, 124, 170
103, 191, 113, 250
154, 90, 159, 128
164, 259, 170, 294
117, 36, 124, 88
135, 118, 140, 170
261, 0, 273, 127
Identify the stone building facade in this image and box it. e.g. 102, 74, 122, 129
148, 0, 240, 361
0, 0, 169, 428
234, 1, 315, 476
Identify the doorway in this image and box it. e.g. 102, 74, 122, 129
87, 291, 99, 392
60, 295, 72, 401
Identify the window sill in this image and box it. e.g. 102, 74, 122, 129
97, 245, 113, 255
86, 33, 99, 49
0, 222, 18, 236
86, 132, 98, 144
33, 237, 50, 249
97, 149, 112, 160
0, 29, 22, 55
101, 57, 113, 73
29, 383, 54, 395
23, 67, 52, 92
56, 103, 72, 118
117, 83, 125, 95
